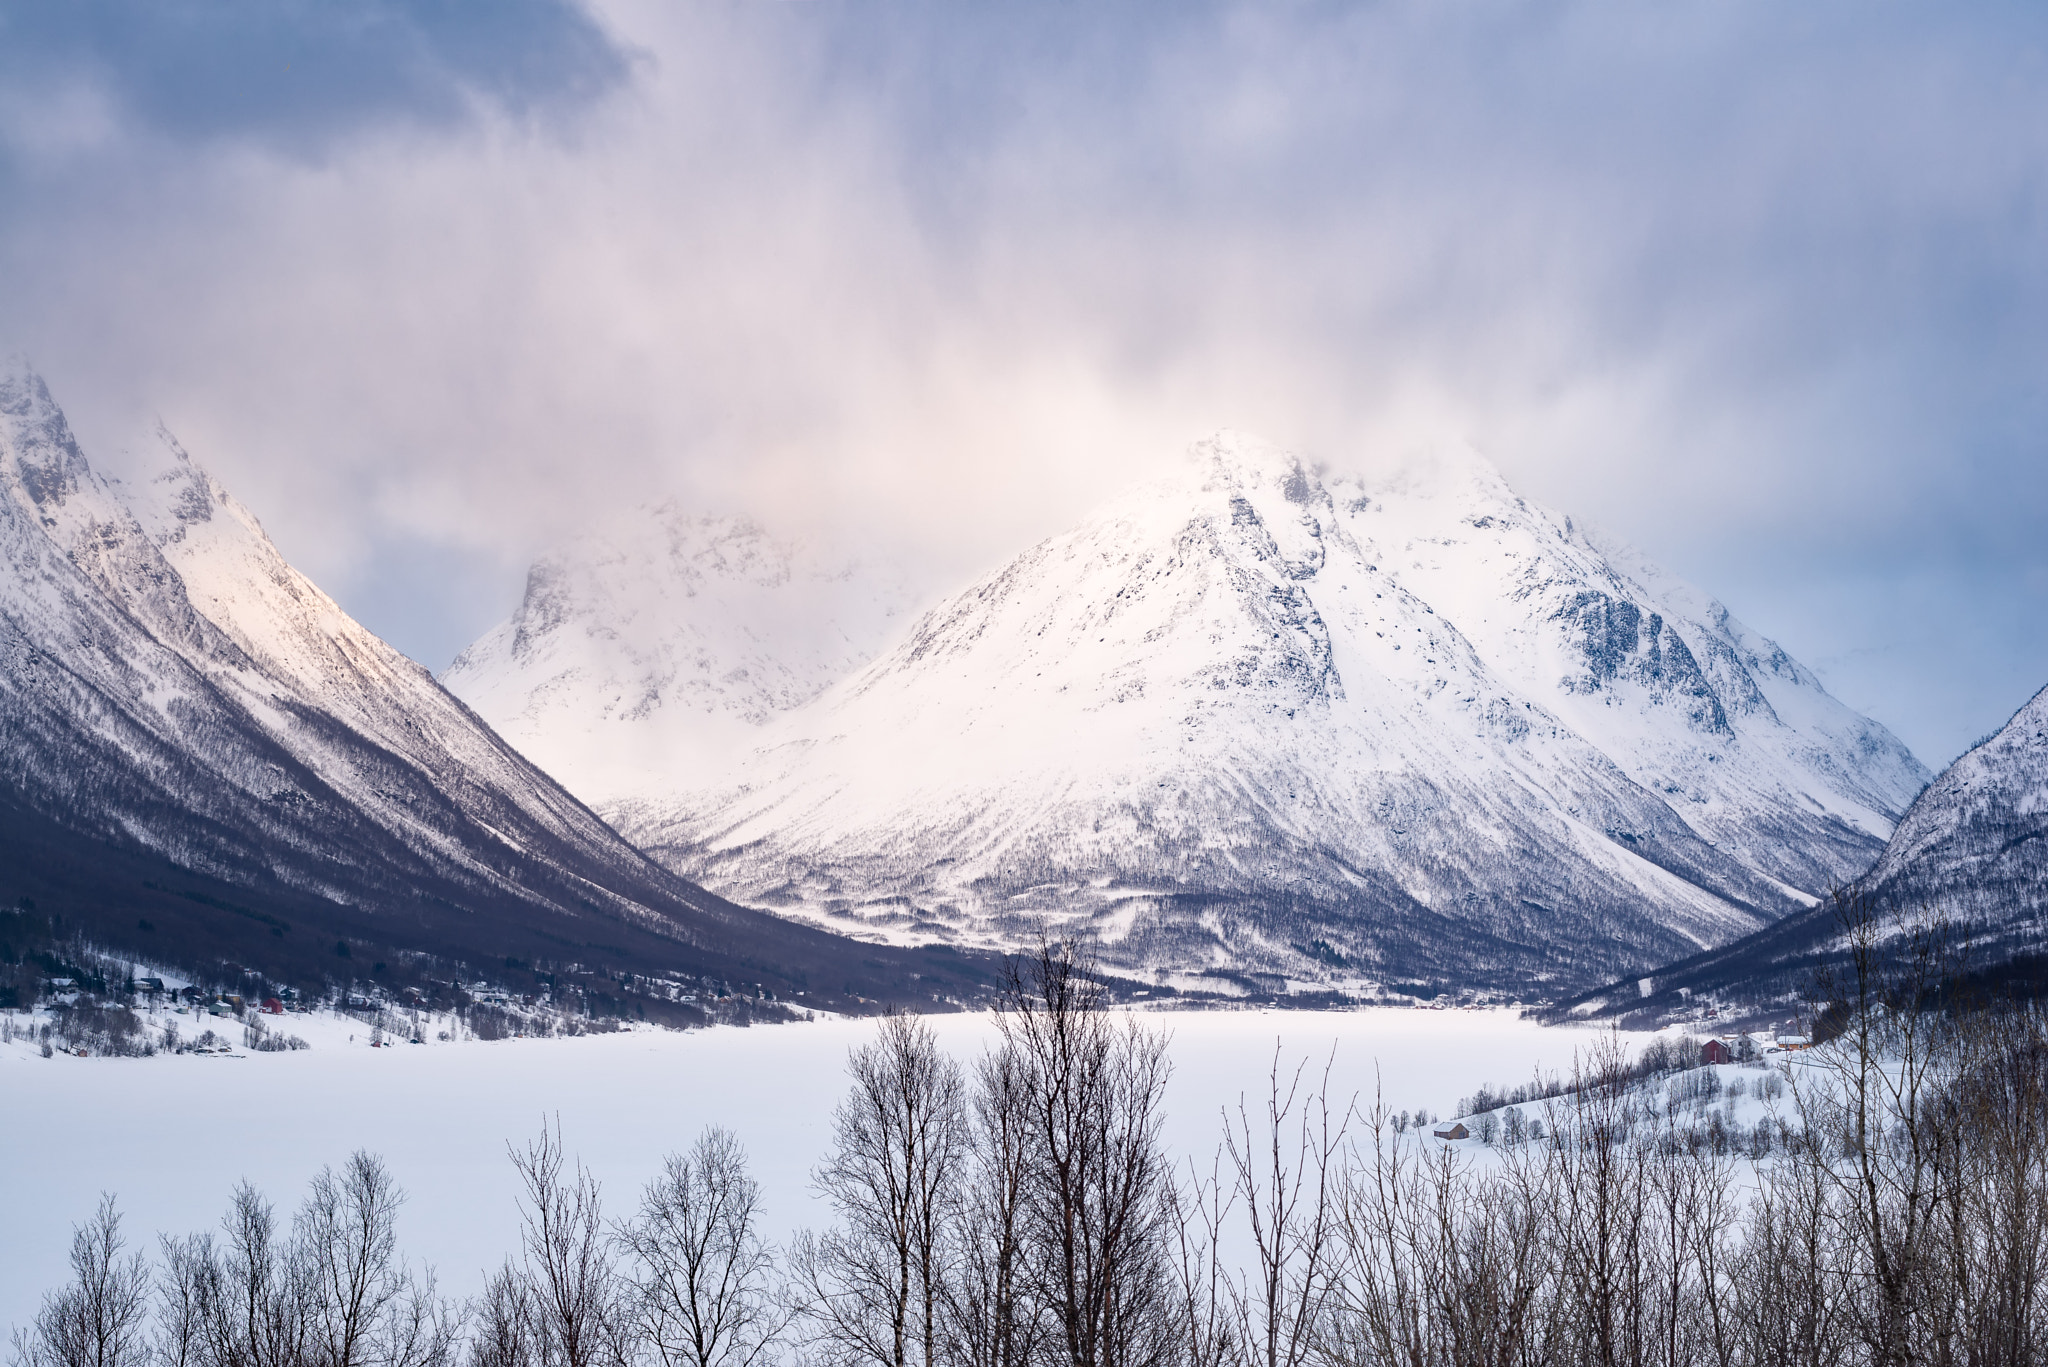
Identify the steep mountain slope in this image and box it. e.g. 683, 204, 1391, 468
444, 508, 912, 806
1856, 681, 2048, 926
603, 435, 1925, 993
1571, 677, 2048, 1025
0, 361, 989, 1007
1357, 455, 1920, 898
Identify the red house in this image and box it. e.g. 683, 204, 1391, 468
1702, 1039, 1734, 1066
261, 997, 285, 1015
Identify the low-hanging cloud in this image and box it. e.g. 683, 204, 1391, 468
1, 0, 2044, 766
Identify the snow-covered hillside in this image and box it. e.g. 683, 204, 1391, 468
0, 360, 989, 1007
1548, 678, 2048, 1026
594, 434, 1925, 992
1855, 680, 2048, 938
444, 508, 913, 805
0, 360, 684, 923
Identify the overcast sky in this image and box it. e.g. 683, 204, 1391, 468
2, 0, 2045, 769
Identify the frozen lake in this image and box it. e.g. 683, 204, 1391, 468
0, 1006, 1644, 1335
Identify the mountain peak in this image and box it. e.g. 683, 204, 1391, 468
1183, 430, 1326, 508
128, 420, 247, 548
0, 360, 93, 513
1368, 440, 1523, 509
0, 357, 62, 425
1192, 428, 1303, 474
444, 500, 921, 806
1183, 429, 1528, 523
597, 437, 1925, 990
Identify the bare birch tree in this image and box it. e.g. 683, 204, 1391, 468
999, 941, 1176, 1367
794, 1013, 967, 1367
620, 1128, 786, 1367
298, 1153, 456, 1367
9, 1196, 152, 1367
1164, 1155, 1236, 1367
186, 1183, 316, 1367
1219, 1049, 1347, 1367
945, 1042, 1047, 1367
466, 1266, 538, 1367
510, 1123, 628, 1367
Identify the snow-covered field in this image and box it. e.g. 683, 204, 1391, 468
0, 1006, 1642, 1335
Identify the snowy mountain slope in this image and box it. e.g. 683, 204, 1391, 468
1348, 451, 1923, 894
0, 360, 992, 1007
609, 434, 1926, 992
1855, 680, 2048, 930
444, 508, 913, 806
1551, 681, 2048, 1027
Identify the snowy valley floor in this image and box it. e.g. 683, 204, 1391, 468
0, 1006, 1650, 1334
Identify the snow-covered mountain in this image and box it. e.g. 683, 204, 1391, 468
1855, 681, 2048, 936
561, 434, 1925, 993
0, 360, 988, 1006
1553, 680, 2048, 1026
444, 508, 913, 806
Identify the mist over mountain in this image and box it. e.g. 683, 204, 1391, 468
0, 361, 991, 1008
444, 508, 916, 807
0, 344, 1939, 1005
455, 433, 1927, 994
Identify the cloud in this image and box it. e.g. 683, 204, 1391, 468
1, 0, 2045, 766
0, 0, 629, 152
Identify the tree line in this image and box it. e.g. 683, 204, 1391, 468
16, 933, 2048, 1367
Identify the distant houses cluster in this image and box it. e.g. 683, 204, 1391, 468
1429, 1021, 1817, 1143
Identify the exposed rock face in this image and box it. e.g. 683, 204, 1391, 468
457, 432, 1921, 993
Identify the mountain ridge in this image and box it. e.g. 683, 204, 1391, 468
1545, 679, 2048, 1028
456, 432, 1927, 994
0, 361, 993, 1008
444, 506, 917, 807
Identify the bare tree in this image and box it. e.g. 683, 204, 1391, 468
1791, 895, 1965, 1367
620, 1128, 787, 1367
9, 1196, 152, 1367
1543, 1037, 1654, 1367
298, 1153, 457, 1367
510, 1123, 629, 1367
1164, 1155, 1236, 1367
466, 1265, 539, 1367
1733, 1152, 1852, 1367
794, 1013, 967, 1367
1940, 1005, 2048, 1367
1219, 1049, 1348, 1367
999, 941, 1176, 1367
1637, 1126, 1740, 1367
157, 1234, 211, 1367
1324, 1093, 1554, 1367
183, 1182, 316, 1367
944, 1043, 1046, 1367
